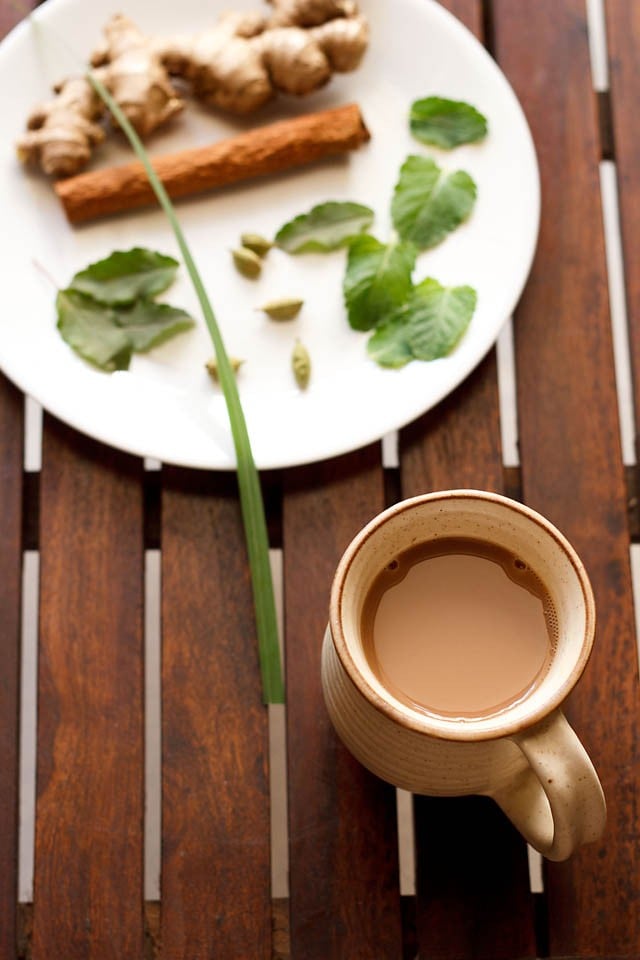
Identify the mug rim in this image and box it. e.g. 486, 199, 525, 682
329, 489, 596, 742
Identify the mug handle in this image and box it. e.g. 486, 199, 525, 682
490, 709, 606, 861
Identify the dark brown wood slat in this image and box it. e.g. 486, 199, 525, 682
161, 468, 271, 960
607, 7, 640, 461
400, 350, 503, 496
401, 356, 537, 960
0, 375, 23, 960
32, 416, 144, 960
492, 1, 640, 955
283, 446, 403, 960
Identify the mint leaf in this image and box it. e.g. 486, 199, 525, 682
58, 247, 195, 371
410, 96, 488, 148
56, 289, 132, 371
275, 201, 375, 253
114, 300, 195, 352
56, 281, 194, 371
391, 155, 477, 250
405, 278, 476, 359
343, 235, 417, 331
69, 247, 179, 305
367, 315, 414, 368
366, 278, 476, 368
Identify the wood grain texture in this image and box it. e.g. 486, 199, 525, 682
606, 2, 640, 458
283, 446, 403, 959
400, 350, 504, 496
0, 375, 23, 960
161, 468, 271, 960
33, 416, 144, 960
493, 1, 640, 954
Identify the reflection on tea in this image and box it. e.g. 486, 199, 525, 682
362, 537, 556, 718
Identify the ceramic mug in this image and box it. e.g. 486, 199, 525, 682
321, 489, 606, 861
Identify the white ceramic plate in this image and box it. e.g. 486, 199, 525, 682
0, 0, 539, 469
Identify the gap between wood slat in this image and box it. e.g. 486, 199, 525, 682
396, 788, 416, 897
481, 0, 496, 57
502, 465, 523, 504
24, 397, 41, 473
269, 548, 289, 900
599, 161, 636, 466
627, 467, 640, 542
597, 91, 615, 161
145, 549, 161, 902
586, 0, 609, 92
382, 431, 399, 470
272, 897, 290, 960
144, 467, 162, 550
533, 891, 550, 958
21, 471, 39, 552
629, 545, 640, 670
527, 845, 543, 894
18, 550, 38, 903
383, 433, 402, 507
269, 705, 289, 899
496, 318, 519, 468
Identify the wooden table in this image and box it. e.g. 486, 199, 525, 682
2, 1, 640, 957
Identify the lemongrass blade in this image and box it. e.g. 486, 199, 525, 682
86, 70, 284, 703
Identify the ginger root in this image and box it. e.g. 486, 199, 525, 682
16, 76, 105, 177
265, 0, 359, 27
16, 14, 184, 178
156, 2, 368, 113
156, 11, 278, 115
90, 14, 184, 137
17, 0, 369, 178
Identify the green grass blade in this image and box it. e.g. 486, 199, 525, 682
87, 70, 284, 703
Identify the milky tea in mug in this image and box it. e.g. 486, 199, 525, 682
322, 491, 606, 860
361, 537, 557, 720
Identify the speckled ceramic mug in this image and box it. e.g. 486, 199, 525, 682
321, 490, 606, 861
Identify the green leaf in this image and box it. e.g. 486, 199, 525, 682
391, 155, 477, 250
410, 96, 488, 148
114, 299, 195, 352
343, 234, 417, 331
56, 289, 132, 371
69, 247, 179, 305
366, 278, 477, 368
56, 287, 194, 371
405, 277, 477, 360
275, 201, 375, 253
367, 314, 414, 368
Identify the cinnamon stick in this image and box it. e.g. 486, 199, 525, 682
55, 103, 370, 224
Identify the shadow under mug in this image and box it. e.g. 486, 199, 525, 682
321, 489, 606, 861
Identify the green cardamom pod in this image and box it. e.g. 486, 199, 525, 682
291, 340, 311, 390
232, 246, 262, 279
206, 356, 244, 382
259, 297, 304, 321
241, 233, 273, 257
